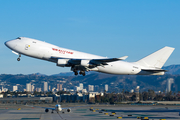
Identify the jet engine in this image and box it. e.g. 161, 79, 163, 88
80, 60, 90, 67
67, 108, 71, 112
45, 109, 49, 112
57, 59, 69, 67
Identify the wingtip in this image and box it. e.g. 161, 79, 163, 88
118, 56, 128, 60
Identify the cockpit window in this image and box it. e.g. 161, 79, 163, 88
16, 37, 21, 40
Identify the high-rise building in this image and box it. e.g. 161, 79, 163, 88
88, 85, 94, 92
13, 85, 18, 91
167, 78, 174, 93
57, 84, 63, 91
105, 84, 108, 92
49, 85, 51, 91
135, 86, 140, 101
79, 83, 83, 90
31, 85, 34, 92
26, 83, 31, 92
44, 82, 48, 92
60, 84, 62, 91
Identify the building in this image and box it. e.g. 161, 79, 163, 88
88, 92, 104, 99
36, 88, 41, 92
26, 83, 31, 92
82, 89, 87, 93
13, 85, 18, 92
52, 87, 56, 92
44, 82, 48, 92
0, 94, 3, 98
74, 86, 80, 92
105, 84, 108, 92
167, 78, 174, 93
49, 85, 51, 91
31, 85, 34, 92
63, 88, 67, 91
57, 84, 62, 91
79, 83, 83, 90
135, 86, 140, 102
88, 85, 94, 92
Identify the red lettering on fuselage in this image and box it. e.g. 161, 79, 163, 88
52, 48, 73, 54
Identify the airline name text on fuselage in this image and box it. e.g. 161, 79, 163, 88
52, 48, 74, 54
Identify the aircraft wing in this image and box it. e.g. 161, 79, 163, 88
25, 105, 55, 110
45, 107, 55, 110
51, 56, 128, 66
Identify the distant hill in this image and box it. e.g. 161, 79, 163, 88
163, 65, 180, 75
52, 72, 74, 76
52, 71, 96, 76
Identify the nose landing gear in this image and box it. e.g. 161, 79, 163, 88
17, 54, 21, 61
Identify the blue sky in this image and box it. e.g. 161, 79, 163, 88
0, 1, 180, 75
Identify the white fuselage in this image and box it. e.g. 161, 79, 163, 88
55, 104, 62, 112
5, 37, 168, 75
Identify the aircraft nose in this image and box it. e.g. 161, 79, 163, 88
4, 40, 17, 49
4, 41, 9, 47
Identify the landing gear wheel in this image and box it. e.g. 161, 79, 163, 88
82, 72, 85, 76
79, 71, 82, 75
17, 58, 20, 61
17, 54, 21, 61
79, 71, 85, 76
74, 71, 78, 75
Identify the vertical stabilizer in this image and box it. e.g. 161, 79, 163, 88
136, 46, 175, 68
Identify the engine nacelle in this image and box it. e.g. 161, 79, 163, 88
57, 59, 69, 67
67, 108, 71, 112
45, 108, 49, 112
81, 60, 90, 67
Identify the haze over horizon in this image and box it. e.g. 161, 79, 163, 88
1, 1, 180, 75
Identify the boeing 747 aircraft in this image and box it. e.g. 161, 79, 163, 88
44, 104, 71, 113
27, 104, 71, 113
5, 37, 175, 76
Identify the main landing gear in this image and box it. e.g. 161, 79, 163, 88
17, 54, 21, 61
71, 66, 86, 76
73, 70, 86, 76
79, 71, 85, 76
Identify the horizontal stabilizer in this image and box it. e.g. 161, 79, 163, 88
142, 69, 168, 73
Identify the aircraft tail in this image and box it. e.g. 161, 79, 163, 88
136, 46, 175, 68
